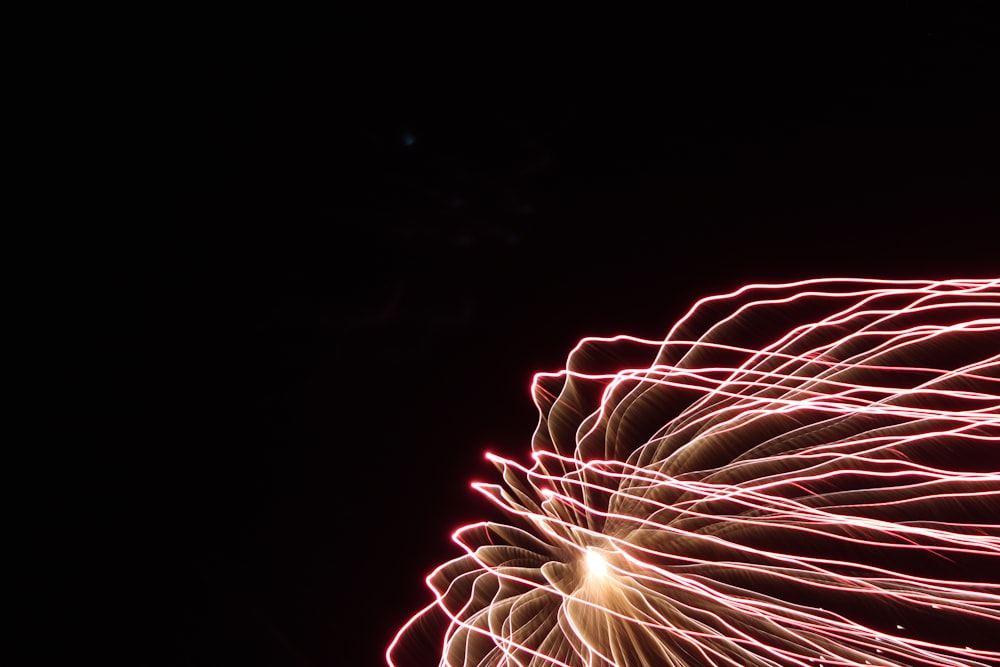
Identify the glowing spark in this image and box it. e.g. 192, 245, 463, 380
585, 549, 609, 578
387, 278, 1000, 667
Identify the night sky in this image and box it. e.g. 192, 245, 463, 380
132, 11, 998, 667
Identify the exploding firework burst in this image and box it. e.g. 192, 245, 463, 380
388, 278, 1000, 667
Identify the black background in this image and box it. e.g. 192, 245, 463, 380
125, 9, 998, 667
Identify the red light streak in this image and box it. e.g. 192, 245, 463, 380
388, 278, 1000, 666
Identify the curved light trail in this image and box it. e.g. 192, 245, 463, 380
388, 277, 1000, 666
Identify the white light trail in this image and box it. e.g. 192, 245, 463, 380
388, 278, 1000, 666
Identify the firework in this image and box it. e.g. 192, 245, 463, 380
388, 278, 1000, 667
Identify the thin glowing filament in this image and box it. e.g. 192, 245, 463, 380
387, 277, 1000, 667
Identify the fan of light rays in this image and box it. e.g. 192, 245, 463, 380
387, 277, 1000, 667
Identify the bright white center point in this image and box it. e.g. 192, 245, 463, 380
585, 550, 608, 577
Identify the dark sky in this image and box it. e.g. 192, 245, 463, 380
128, 11, 998, 667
